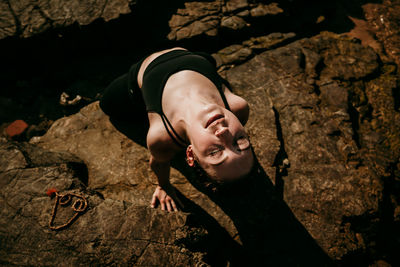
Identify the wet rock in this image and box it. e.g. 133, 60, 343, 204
0, 0, 134, 39
0, 139, 208, 266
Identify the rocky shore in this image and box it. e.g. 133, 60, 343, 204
1, 0, 399, 266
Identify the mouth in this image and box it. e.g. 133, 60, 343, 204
205, 114, 224, 128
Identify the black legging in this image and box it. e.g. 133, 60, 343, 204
99, 60, 148, 124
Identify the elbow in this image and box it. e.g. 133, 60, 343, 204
149, 155, 157, 169
149, 154, 170, 170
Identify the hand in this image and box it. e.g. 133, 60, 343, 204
151, 184, 183, 212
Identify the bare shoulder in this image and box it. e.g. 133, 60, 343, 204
146, 117, 181, 162
223, 87, 250, 125
137, 47, 188, 88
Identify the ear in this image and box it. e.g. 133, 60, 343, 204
186, 145, 195, 167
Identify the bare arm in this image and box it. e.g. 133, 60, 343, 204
147, 125, 183, 212
224, 88, 250, 126
149, 155, 171, 187
149, 156, 182, 212
236, 100, 249, 126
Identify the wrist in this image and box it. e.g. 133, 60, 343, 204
157, 181, 172, 188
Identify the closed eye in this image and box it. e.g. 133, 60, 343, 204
208, 145, 223, 157
236, 136, 250, 151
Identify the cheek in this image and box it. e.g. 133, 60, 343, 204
193, 135, 210, 151
192, 133, 214, 154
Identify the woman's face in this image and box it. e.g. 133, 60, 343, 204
186, 104, 254, 181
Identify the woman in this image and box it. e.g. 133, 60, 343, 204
100, 47, 254, 212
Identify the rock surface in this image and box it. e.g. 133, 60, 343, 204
28, 87, 256, 254
28, 32, 400, 264
0, 0, 399, 264
0, 0, 134, 39
227, 31, 400, 263
0, 139, 209, 266
0, 0, 286, 41
212, 32, 296, 70
166, 0, 283, 41
363, 0, 400, 71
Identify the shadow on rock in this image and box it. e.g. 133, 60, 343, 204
172, 153, 335, 266
105, 113, 333, 265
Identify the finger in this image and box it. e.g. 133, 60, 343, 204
160, 201, 165, 211
171, 199, 178, 211
166, 201, 172, 212
151, 195, 157, 208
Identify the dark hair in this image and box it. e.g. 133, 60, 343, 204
192, 159, 223, 193
190, 146, 259, 194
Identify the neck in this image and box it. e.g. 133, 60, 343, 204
180, 96, 216, 141
162, 77, 226, 143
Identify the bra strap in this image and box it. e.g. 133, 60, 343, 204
215, 76, 231, 111
160, 113, 188, 148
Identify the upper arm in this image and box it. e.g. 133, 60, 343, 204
224, 88, 250, 125
234, 96, 249, 126
146, 123, 177, 163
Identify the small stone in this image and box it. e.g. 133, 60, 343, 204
5, 120, 28, 139
236, 10, 250, 17
220, 16, 247, 31
283, 158, 290, 167
250, 3, 283, 17
316, 16, 325, 24
224, 0, 248, 13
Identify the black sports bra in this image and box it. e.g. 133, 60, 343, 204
135, 49, 230, 148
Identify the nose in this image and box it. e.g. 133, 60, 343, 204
215, 127, 229, 138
